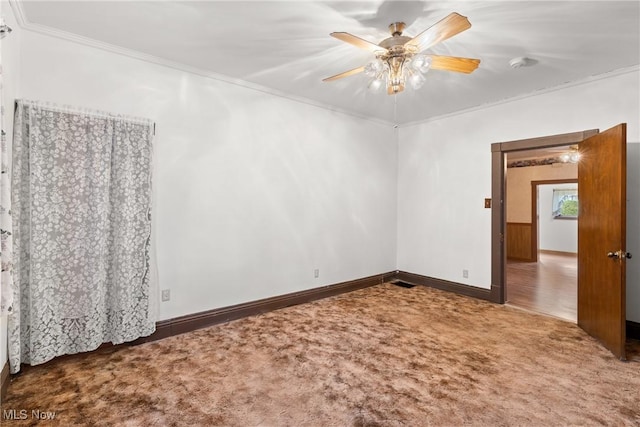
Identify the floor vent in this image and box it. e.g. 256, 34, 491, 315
391, 281, 416, 289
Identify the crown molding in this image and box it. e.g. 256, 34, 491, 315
399, 64, 640, 129
9, 0, 637, 130
7, 0, 26, 27
7, 0, 394, 128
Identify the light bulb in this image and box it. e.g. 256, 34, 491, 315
368, 77, 383, 92
364, 59, 384, 77
409, 72, 426, 89
560, 153, 570, 163
411, 55, 432, 73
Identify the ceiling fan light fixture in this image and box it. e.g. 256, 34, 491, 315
367, 77, 384, 92
364, 59, 384, 77
323, 12, 480, 96
390, 81, 405, 94
411, 54, 432, 73
387, 56, 405, 85
408, 70, 426, 89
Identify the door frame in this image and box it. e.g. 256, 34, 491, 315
490, 129, 599, 303
531, 179, 578, 260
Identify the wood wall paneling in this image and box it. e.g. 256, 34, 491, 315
506, 222, 534, 261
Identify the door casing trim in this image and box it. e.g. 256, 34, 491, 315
490, 129, 599, 303
531, 179, 579, 262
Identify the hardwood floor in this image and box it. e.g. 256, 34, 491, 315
506, 251, 577, 322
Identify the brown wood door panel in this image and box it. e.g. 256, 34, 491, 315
577, 123, 626, 360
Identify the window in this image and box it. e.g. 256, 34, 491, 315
552, 188, 578, 219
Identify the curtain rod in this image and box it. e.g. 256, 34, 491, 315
16, 99, 155, 129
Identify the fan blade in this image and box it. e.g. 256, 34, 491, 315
406, 12, 471, 52
330, 32, 383, 53
323, 66, 366, 82
428, 55, 480, 73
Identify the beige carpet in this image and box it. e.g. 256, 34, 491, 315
2, 283, 640, 426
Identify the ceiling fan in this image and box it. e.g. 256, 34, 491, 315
323, 12, 480, 95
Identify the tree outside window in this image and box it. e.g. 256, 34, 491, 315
552, 188, 578, 219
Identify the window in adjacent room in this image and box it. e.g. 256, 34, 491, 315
552, 187, 578, 219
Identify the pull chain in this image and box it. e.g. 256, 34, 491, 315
393, 93, 398, 129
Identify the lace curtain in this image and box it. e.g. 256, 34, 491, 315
0, 31, 14, 316
0, 129, 13, 319
8, 100, 156, 373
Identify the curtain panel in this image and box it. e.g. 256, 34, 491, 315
0, 41, 14, 316
9, 100, 156, 373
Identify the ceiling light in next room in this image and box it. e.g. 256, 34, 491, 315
560, 146, 580, 163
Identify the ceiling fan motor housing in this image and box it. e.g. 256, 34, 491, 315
388, 22, 406, 36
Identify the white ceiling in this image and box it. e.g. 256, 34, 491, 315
15, 1, 640, 124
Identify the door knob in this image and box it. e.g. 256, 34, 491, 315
607, 250, 632, 260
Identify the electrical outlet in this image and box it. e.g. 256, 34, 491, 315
161, 289, 170, 302
314, 269, 319, 278
463, 269, 469, 279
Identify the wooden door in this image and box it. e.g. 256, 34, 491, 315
578, 123, 627, 360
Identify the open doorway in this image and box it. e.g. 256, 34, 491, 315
492, 125, 629, 359
488, 129, 596, 310
505, 172, 578, 321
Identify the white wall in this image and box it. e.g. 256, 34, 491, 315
397, 68, 640, 322
538, 183, 578, 253
396, 117, 493, 287
15, 28, 398, 320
